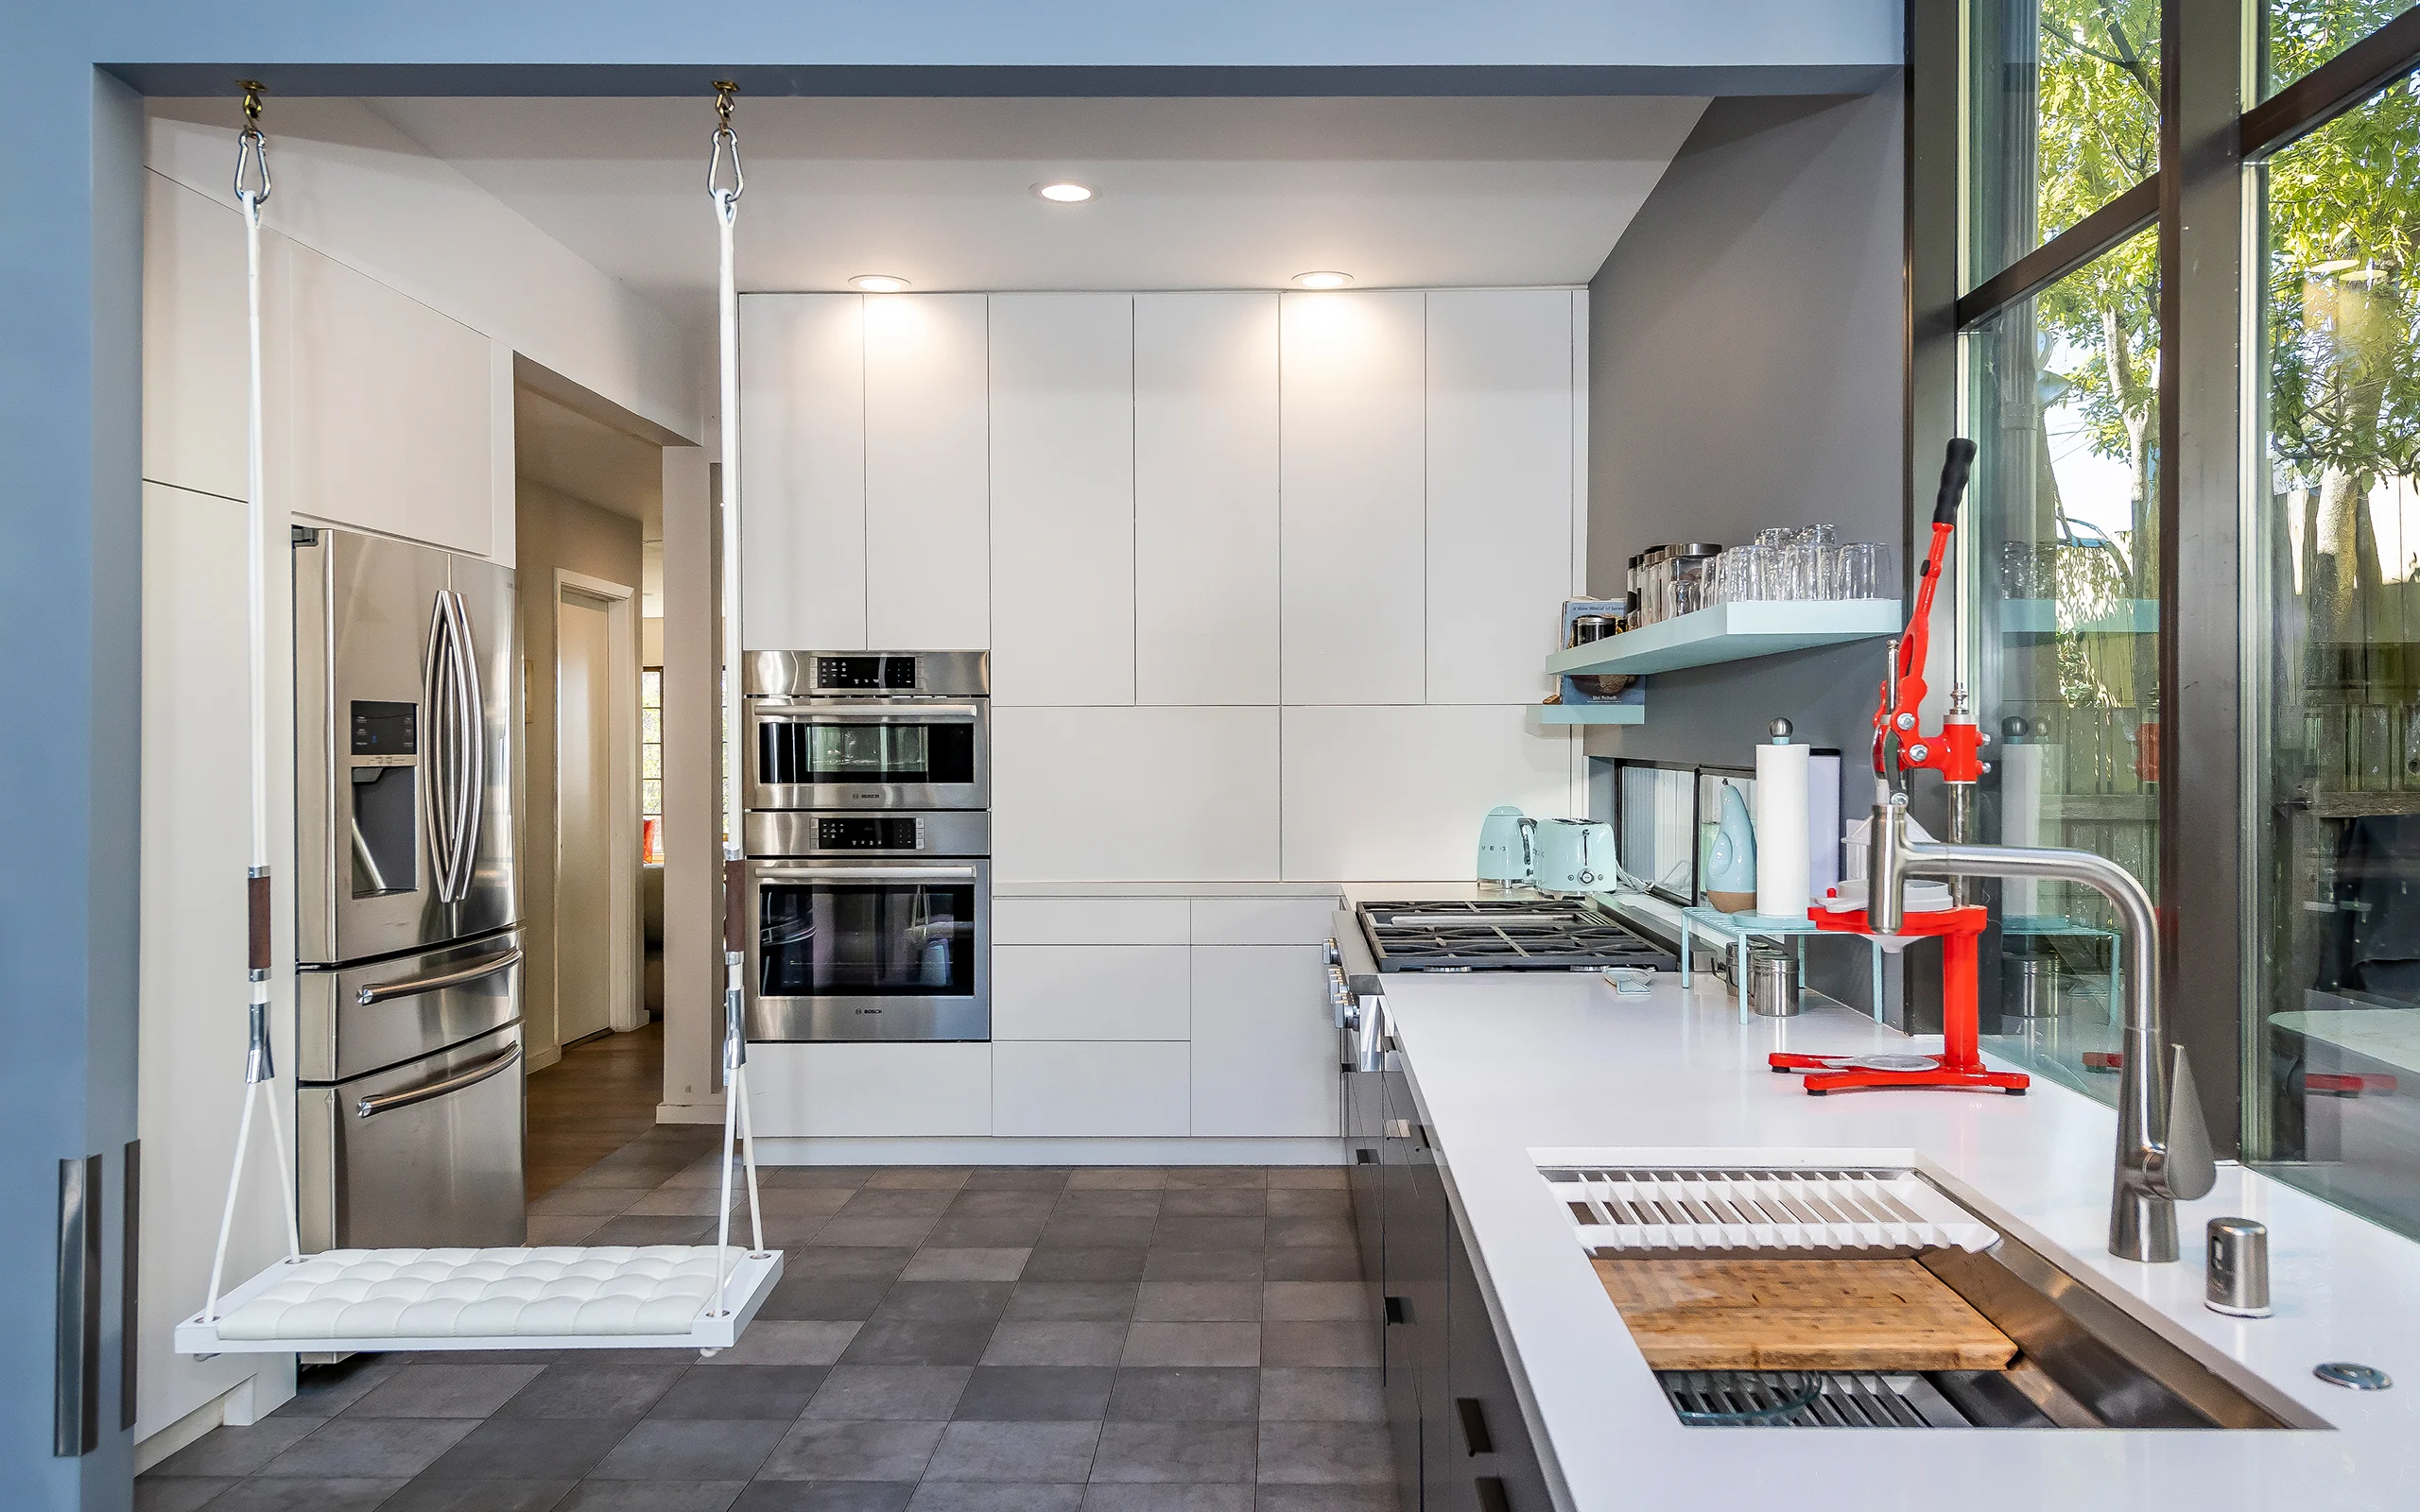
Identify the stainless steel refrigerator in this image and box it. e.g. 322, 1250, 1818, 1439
293, 525, 527, 1251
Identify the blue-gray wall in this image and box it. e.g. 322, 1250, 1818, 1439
2, 8, 1899, 1505
1584, 88, 1909, 768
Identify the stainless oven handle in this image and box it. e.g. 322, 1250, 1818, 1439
356, 945, 524, 1005
754, 867, 980, 883
355, 1043, 521, 1119
756, 704, 983, 723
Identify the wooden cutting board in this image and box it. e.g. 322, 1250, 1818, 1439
1592, 1256, 2016, 1371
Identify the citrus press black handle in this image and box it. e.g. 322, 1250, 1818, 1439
1934, 437, 1979, 526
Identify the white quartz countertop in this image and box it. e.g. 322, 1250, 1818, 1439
993, 881, 1347, 900
1382, 970, 2420, 1512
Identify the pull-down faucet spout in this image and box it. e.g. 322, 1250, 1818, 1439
1868, 796, 2217, 1262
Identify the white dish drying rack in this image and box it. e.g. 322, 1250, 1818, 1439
1544, 1165, 1998, 1256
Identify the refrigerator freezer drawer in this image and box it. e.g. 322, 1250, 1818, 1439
298, 929, 523, 1084
299, 1022, 527, 1253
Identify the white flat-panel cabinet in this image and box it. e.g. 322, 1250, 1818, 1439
746, 1043, 993, 1138
1282, 705, 1574, 881
1279, 291, 1426, 704
1425, 290, 1576, 704
742, 293, 867, 649
1136, 292, 1281, 706
994, 944, 1189, 1040
1191, 896, 1340, 946
281, 238, 496, 557
991, 706, 1281, 883
991, 295, 1135, 704
865, 293, 988, 650
993, 898, 1191, 946
1190, 945, 1335, 1137
994, 1041, 1190, 1137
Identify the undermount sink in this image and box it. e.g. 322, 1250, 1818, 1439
1539, 1160, 2326, 1430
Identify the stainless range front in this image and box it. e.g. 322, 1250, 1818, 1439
745, 650, 989, 811
744, 810, 992, 1041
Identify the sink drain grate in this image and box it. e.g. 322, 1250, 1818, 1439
1660, 1369, 1970, 1428
1544, 1166, 1997, 1255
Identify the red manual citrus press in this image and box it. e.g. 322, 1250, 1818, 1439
1768, 437, 2029, 1097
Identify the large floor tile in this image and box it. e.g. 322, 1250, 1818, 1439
982, 1321, 1128, 1367
866, 1280, 1015, 1326
837, 1319, 997, 1366
1105, 1368, 1259, 1424
378, 1475, 578, 1509
1064, 1170, 1166, 1191
347, 1364, 547, 1419
648, 1366, 829, 1420
1141, 1251, 1263, 1283
259, 1418, 478, 1479
1258, 1285, 1363, 1323
1023, 1249, 1150, 1283
900, 1248, 1032, 1282
802, 1366, 972, 1421
192, 1477, 410, 1511
421, 1418, 631, 1481
1122, 1323, 1260, 1368
1004, 1282, 1139, 1322
759, 1280, 895, 1323
1251, 1488, 1399, 1511
1256, 1323, 1377, 1369
1254, 1370, 1382, 1424
587, 1419, 787, 1482
1150, 1218, 1265, 1251
1135, 1282, 1261, 1322
922, 1420, 1101, 1483
756, 1419, 945, 1483
554, 1483, 746, 1511
144, 1417, 319, 1477
133, 1477, 238, 1512
730, 1484, 912, 1512
494, 1366, 684, 1420
1080, 1488, 1253, 1512
1257, 1251, 1357, 1284
1158, 1190, 1265, 1218
951, 1366, 1115, 1422
907, 1484, 1082, 1512
1252, 1423, 1392, 1486
700, 1321, 862, 1366
1089, 1422, 1256, 1485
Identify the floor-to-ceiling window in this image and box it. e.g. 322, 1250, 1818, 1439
1951, 0, 2420, 1238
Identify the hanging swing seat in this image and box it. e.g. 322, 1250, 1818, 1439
177, 1244, 783, 1355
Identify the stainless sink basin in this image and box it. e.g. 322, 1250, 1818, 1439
1544, 1160, 2327, 1430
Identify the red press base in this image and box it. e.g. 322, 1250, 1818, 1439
1767, 904, 2030, 1097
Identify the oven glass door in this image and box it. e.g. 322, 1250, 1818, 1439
748, 862, 991, 1041
750, 702, 987, 810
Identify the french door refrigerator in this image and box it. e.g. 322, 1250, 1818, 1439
293, 525, 527, 1250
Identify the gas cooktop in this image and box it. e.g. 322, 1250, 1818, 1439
1356, 897, 1678, 974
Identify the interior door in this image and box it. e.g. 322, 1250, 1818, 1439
555, 586, 614, 1044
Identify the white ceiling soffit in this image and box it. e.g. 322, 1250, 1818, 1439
367, 94, 1708, 324
515, 383, 664, 531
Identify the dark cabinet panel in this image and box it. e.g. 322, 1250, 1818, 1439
1446, 1222, 1554, 1512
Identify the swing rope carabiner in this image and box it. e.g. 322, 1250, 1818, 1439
708, 80, 744, 223
233, 81, 271, 212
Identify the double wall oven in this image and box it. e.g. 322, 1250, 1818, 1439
742, 652, 992, 1042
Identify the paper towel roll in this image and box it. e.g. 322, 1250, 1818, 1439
2001, 741, 2044, 917
1755, 739, 1811, 919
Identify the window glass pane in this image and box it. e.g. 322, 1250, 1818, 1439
1963, 228, 2161, 1101
2264, 1, 2407, 99
2251, 77, 2420, 1238
1970, 0, 2160, 285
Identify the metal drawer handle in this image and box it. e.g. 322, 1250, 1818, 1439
763, 703, 982, 722
1457, 1397, 1495, 1455
356, 946, 522, 1005
356, 1043, 521, 1118
758, 867, 978, 884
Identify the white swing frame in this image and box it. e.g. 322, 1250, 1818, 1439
179, 87, 780, 1360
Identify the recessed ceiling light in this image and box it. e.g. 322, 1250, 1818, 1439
850, 274, 911, 293
1034, 181, 1097, 203
1292, 271, 1354, 290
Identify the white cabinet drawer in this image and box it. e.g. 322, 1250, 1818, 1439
1190, 896, 1343, 946
745, 1042, 993, 1138
1189, 945, 1337, 1137
993, 1042, 1190, 1137
994, 945, 1188, 1040
993, 898, 1190, 946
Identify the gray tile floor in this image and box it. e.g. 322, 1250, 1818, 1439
139, 1130, 1398, 1512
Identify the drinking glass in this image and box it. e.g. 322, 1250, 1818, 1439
1835, 542, 1885, 600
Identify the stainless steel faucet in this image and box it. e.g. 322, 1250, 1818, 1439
1868, 795, 2217, 1262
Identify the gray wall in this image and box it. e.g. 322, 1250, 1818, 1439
1584, 88, 1906, 772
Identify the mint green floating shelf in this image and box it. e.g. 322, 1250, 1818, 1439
1542, 598, 1904, 679
1536, 702, 1646, 726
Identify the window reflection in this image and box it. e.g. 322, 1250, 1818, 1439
1964, 230, 2161, 1101
2252, 75, 2420, 1237
1970, 0, 2160, 283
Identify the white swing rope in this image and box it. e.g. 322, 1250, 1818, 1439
205, 86, 306, 1327
709, 82, 768, 1313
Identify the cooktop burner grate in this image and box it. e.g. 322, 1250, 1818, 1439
1357, 898, 1676, 973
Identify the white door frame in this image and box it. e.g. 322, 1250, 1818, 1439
553, 568, 644, 1038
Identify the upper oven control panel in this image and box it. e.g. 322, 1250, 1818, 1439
744, 650, 990, 699
745, 809, 992, 859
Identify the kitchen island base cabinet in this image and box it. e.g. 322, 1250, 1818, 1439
1358, 1055, 1553, 1512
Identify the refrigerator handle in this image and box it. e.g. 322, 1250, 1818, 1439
422, 593, 458, 900
445, 590, 486, 903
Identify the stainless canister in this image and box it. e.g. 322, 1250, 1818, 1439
1746, 945, 1801, 1018
2205, 1217, 2273, 1317
2004, 951, 2063, 1018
